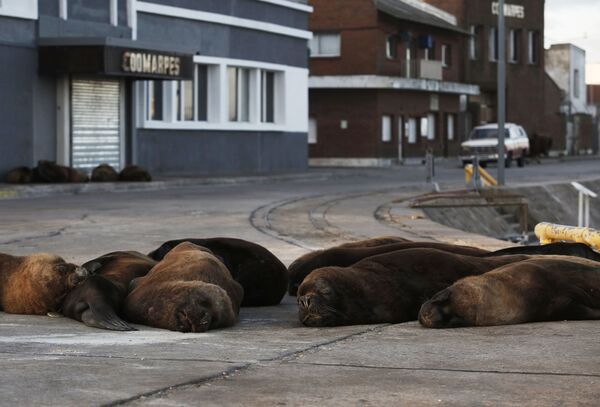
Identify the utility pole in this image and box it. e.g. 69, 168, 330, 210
497, 0, 506, 185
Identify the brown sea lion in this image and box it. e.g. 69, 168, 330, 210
0, 252, 88, 315
297, 248, 534, 327
419, 256, 600, 328
125, 242, 244, 332
33, 160, 88, 183
91, 164, 119, 182
288, 240, 488, 296
335, 236, 411, 248
148, 237, 287, 306
119, 165, 152, 182
5, 167, 33, 184
61, 251, 157, 331
484, 242, 600, 262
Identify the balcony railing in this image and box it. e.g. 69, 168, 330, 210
399, 59, 443, 80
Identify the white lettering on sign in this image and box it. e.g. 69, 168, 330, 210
122, 52, 181, 76
492, 2, 525, 19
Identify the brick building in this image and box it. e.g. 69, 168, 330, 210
308, 0, 480, 165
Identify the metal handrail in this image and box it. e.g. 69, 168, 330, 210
571, 182, 597, 227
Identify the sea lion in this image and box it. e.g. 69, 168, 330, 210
297, 248, 533, 327
119, 165, 152, 182
125, 242, 244, 332
148, 237, 287, 306
34, 160, 88, 183
5, 167, 33, 184
335, 236, 411, 248
0, 252, 88, 315
485, 242, 600, 262
61, 251, 157, 331
288, 240, 488, 296
91, 164, 119, 182
419, 256, 600, 328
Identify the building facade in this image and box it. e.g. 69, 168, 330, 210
308, 0, 480, 165
0, 0, 311, 177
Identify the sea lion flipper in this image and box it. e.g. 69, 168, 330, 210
81, 306, 137, 331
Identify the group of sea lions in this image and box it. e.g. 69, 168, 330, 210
1, 236, 600, 332
4, 161, 151, 184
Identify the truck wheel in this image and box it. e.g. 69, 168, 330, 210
517, 156, 525, 167
505, 153, 513, 168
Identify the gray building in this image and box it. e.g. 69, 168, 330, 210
0, 0, 311, 177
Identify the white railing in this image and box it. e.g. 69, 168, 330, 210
571, 182, 597, 227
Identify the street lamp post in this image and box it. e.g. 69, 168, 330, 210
497, 0, 506, 185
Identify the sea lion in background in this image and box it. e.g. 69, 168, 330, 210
288, 241, 488, 296
484, 242, 600, 262
34, 160, 88, 183
91, 164, 119, 182
125, 242, 244, 332
297, 248, 533, 327
334, 236, 411, 249
61, 251, 157, 331
5, 167, 34, 184
148, 237, 287, 306
419, 256, 600, 328
0, 252, 88, 315
119, 165, 152, 182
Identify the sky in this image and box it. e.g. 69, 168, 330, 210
545, 0, 600, 64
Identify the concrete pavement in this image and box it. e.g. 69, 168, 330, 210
1, 162, 600, 406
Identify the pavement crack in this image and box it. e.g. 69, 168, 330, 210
0, 226, 69, 245
290, 361, 600, 379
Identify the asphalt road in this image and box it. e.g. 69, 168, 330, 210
1, 158, 600, 406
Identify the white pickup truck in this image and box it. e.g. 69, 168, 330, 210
459, 123, 530, 168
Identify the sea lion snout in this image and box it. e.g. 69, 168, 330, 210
418, 302, 445, 328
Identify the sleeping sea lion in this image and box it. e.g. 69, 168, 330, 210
484, 242, 600, 262
288, 240, 488, 296
91, 164, 119, 182
419, 256, 600, 328
119, 165, 152, 182
5, 167, 33, 184
0, 252, 88, 315
125, 242, 244, 332
61, 251, 157, 331
148, 237, 287, 306
34, 160, 88, 183
297, 248, 534, 327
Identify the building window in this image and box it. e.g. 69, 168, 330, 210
528, 31, 539, 64
308, 117, 317, 144
427, 114, 435, 140
447, 114, 455, 140
469, 25, 481, 60
407, 118, 417, 144
261, 70, 275, 123
309, 33, 341, 57
228, 67, 251, 122
489, 27, 498, 62
574, 69, 580, 98
509, 29, 520, 63
196, 65, 208, 121
176, 80, 194, 121
441, 44, 451, 68
382, 115, 392, 142
146, 81, 163, 121
420, 117, 428, 138
386, 35, 397, 59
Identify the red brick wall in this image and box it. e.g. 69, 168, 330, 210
588, 85, 600, 105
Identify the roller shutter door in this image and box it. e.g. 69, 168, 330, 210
71, 79, 122, 171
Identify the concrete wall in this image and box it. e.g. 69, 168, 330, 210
135, 130, 308, 175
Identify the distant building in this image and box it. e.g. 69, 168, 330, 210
546, 44, 596, 154
308, 0, 480, 166
0, 0, 311, 177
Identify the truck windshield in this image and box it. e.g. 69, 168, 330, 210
469, 128, 510, 140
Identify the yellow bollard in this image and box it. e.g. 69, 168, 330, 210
464, 164, 498, 187
534, 222, 600, 250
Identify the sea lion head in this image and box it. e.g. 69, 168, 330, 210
141, 281, 238, 333
418, 284, 479, 329
297, 268, 352, 327
287, 250, 328, 296
3, 253, 88, 315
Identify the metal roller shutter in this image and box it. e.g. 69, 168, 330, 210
71, 79, 122, 171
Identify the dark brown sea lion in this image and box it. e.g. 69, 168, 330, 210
125, 242, 244, 332
148, 237, 287, 306
61, 251, 157, 331
297, 248, 533, 327
0, 252, 88, 315
33, 160, 89, 183
419, 256, 600, 328
288, 240, 488, 296
335, 236, 411, 248
485, 242, 600, 262
5, 167, 33, 184
91, 164, 119, 182
119, 165, 152, 182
